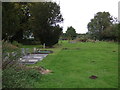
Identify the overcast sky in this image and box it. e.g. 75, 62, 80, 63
53, 0, 119, 33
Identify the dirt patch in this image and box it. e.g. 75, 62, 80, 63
112, 50, 116, 52
26, 66, 53, 75
89, 75, 98, 79
91, 61, 95, 63
62, 48, 80, 50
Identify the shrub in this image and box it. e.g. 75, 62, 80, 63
87, 39, 96, 43
76, 37, 88, 42
2, 41, 42, 88
2, 41, 18, 52
2, 67, 42, 88
2, 41, 22, 69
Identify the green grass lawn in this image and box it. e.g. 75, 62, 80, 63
24, 41, 118, 88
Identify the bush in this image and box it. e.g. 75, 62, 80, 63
2, 41, 22, 69
76, 37, 88, 42
87, 39, 96, 43
2, 67, 42, 88
2, 41, 42, 88
2, 41, 18, 52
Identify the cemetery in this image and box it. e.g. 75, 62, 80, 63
2, 1, 119, 89
2, 39, 118, 88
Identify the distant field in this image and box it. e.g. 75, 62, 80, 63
25, 41, 118, 88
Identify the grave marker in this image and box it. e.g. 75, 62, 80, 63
43, 43, 45, 49
33, 47, 36, 53
21, 48, 25, 55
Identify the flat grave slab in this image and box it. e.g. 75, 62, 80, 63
19, 54, 48, 64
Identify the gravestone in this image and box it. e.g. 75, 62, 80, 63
19, 54, 48, 64
43, 43, 45, 49
33, 47, 36, 53
21, 48, 25, 55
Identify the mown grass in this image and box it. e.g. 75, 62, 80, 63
24, 41, 118, 88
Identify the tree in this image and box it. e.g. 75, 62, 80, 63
10, 2, 31, 43
30, 2, 63, 46
87, 12, 113, 40
60, 32, 68, 40
66, 26, 77, 40
2, 2, 31, 43
2, 2, 20, 41
102, 24, 119, 41
118, 23, 120, 42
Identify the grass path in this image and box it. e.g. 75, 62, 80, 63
27, 41, 118, 88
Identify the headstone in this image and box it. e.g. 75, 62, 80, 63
43, 43, 45, 49
33, 47, 36, 53
21, 48, 25, 55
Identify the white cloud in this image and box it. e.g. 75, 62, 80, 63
53, 0, 119, 33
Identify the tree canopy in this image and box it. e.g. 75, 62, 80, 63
87, 12, 116, 40
30, 2, 63, 46
2, 2, 31, 43
2, 2, 20, 41
66, 26, 77, 40
2, 2, 63, 46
